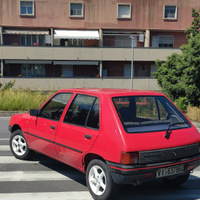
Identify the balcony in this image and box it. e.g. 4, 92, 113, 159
0, 45, 182, 61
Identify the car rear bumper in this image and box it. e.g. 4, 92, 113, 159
106, 154, 200, 185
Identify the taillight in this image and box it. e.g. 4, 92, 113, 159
121, 152, 139, 164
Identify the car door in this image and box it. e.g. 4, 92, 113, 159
28, 92, 73, 157
55, 94, 100, 168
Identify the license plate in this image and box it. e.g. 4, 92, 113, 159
156, 164, 184, 178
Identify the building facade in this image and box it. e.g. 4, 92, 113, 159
0, 0, 199, 90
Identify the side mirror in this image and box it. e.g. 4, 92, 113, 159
30, 109, 38, 117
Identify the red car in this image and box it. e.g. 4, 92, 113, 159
9, 88, 200, 200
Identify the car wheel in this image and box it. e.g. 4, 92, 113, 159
86, 159, 118, 200
162, 173, 190, 186
10, 129, 34, 160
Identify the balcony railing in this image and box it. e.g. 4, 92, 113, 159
0, 45, 182, 61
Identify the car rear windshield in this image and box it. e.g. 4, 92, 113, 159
113, 96, 191, 133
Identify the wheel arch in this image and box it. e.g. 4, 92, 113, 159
11, 124, 22, 133
84, 153, 105, 172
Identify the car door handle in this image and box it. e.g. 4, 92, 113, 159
50, 125, 56, 130
85, 134, 92, 139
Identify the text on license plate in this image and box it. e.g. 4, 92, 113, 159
156, 164, 184, 178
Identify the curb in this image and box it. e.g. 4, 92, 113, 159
0, 111, 27, 117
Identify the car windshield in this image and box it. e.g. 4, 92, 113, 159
112, 96, 191, 133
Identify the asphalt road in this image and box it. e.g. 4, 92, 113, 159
0, 117, 200, 200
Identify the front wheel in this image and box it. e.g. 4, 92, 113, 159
10, 129, 34, 160
86, 159, 119, 200
162, 173, 190, 186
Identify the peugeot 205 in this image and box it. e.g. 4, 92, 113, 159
9, 88, 200, 200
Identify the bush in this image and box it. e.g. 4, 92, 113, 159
175, 97, 188, 113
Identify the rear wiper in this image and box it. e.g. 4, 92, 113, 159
164, 122, 189, 139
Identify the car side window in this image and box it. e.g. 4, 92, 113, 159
39, 93, 72, 121
86, 99, 99, 129
64, 94, 99, 129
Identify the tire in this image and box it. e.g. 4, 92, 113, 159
86, 159, 119, 200
162, 173, 190, 186
10, 129, 34, 160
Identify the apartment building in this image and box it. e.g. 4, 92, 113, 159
0, 0, 199, 90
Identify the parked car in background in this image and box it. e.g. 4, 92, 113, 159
9, 88, 200, 200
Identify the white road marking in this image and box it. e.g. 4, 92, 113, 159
0, 192, 93, 200
0, 170, 85, 182
0, 145, 9, 151
0, 138, 9, 141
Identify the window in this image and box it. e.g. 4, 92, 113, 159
113, 96, 190, 133
39, 93, 72, 121
20, 1, 34, 16
62, 65, 73, 77
70, 2, 84, 17
152, 36, 174, 48
21, 64, 45, 77
21, 35, 44, 46
150, 65, 156, 77
124, 64, 134, 77
115, 36, 137, 47
138, 65, 148, 77
102, 69, 107, 77
86, 99, 99, 129
64, 94, 99, 129
117, 4, 131, 18
68, 39, 83, 46
164, 5, 177, 20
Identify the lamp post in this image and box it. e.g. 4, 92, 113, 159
130, 36, 134, 89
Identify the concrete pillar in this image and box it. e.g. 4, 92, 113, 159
99, 28, 103, 47
51, 27, 54, 46
144, 29, 150, 48
0, 26, 3, 45
99, 61, 102, 77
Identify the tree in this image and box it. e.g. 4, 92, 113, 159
154, 8, 200, 107
185, 8, 200, 39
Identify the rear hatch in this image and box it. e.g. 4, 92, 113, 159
112, 95, 200, 164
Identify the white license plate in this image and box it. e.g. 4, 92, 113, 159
156, 164, 184, 178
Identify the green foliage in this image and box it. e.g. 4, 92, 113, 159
1, 80, 15, 91
154, 8, 200, 107
0, 89, 54, 111
185, 8, 200, 39
175, 97, 188, 113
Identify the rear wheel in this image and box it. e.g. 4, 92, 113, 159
162, 173, 190, 186
10, 129, 34, 160
86, 159, 119, 200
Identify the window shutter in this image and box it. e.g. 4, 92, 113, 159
159, 36, 173, 45
152, 36, 158, 47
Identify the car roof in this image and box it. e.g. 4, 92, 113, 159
57, 88, 164, 97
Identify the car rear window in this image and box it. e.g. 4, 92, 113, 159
113, 96, 191, 133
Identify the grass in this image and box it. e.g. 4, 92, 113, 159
186, 106, 200, 122
0, 89, 54, 111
